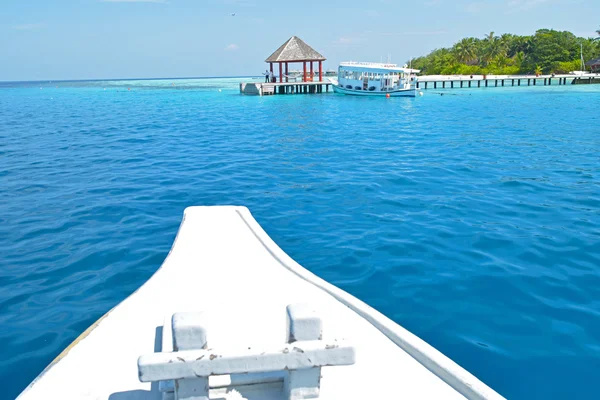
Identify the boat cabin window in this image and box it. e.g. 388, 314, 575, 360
340, 69, 409, 81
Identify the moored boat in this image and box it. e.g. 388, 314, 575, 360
17, 206, 504, 400
332, 62, 419, 97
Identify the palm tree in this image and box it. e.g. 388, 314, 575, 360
453, 38, 477, 64
495, 54, 510, 68
482, 32, 505, 65
514, 51, 525, 69
596, 27, 600, 39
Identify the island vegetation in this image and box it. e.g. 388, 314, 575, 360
411, 29, 600, 75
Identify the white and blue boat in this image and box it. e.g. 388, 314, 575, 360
332, 62, 419, 97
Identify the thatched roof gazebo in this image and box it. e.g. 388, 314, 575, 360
586, 57, 600, 73
265, 36, 326, 83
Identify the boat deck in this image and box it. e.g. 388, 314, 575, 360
18, 207, 503, 400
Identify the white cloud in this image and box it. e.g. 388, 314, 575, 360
225, 44, 239, 51
465, 2, 487, 13
506, 0, 549, 12
13, 23, 44, 31
402, 30, 447, 36
332, 36, 367, 46
379, 30, 447, 36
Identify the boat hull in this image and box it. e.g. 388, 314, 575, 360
17, 207, 504, 400
332, 84, 416, 97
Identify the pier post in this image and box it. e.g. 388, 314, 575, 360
425, 82, 428, 89
527, 79, 530, 86
478, 80, 480, 87
518, 79, 521, 86
417, 82, 420, 89
279, 62, 283, 83
494, 80, 497, 87
319, 61, 323, 82
485, 80, 488, 87
434, 82, 437, 89
460, 81, 463, 88
451, 81, 454, 88
534, 79, 536, 85
502, 80, 505, 87
303, 62, 307, 82
548, 78, 551, 85
468, 81, 471, 88
442, 81, 445, 88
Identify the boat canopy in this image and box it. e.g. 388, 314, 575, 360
340, 61, 420, 74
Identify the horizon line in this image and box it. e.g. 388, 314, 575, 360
0, 75, 262, 84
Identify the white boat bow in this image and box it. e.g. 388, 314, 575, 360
18, 206, 504, 400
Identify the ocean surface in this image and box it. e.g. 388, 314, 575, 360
0, 77, 599, 399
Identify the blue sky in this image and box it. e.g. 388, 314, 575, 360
1, 0, 598, 81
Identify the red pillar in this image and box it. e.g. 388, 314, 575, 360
285, 62, 289, 83
318, 61, 323, 82
303, 62, 307, 82
279, 62, 283, 83
310, 62, 313, 82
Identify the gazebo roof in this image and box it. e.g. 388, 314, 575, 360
585, 57, 600, 66
265, 36, 326, 63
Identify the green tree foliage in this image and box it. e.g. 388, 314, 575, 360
410, 29, 600, 75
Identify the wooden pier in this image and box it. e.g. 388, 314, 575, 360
240, 81, 332, 96
241, 36, 333, 96
415, 74, 600, 90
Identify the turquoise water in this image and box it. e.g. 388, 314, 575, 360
1, 77, 599, 399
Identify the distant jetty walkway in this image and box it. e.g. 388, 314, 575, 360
416, 74, 600, 89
